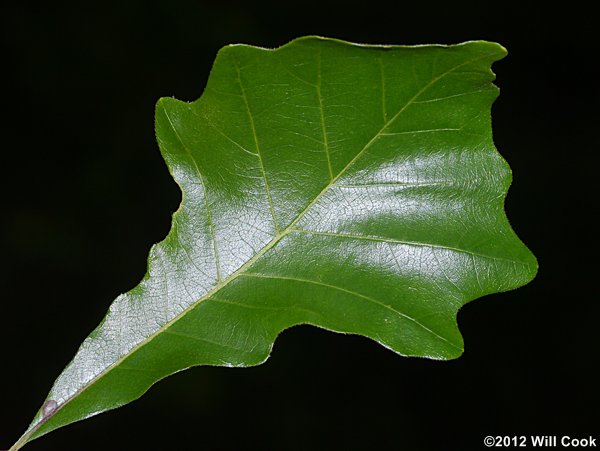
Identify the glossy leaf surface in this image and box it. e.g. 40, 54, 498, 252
12, 37, 537, 449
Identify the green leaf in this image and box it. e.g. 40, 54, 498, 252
10, 36, 536, 449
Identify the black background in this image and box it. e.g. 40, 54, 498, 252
1, 1, 598, 450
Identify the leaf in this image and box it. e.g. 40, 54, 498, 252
10, 36, 537, 449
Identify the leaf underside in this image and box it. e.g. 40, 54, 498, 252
15, 36, 536, 447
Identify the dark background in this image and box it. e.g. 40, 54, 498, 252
1, 1, 597, 450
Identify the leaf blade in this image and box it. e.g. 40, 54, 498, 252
13, 37, 536, 447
